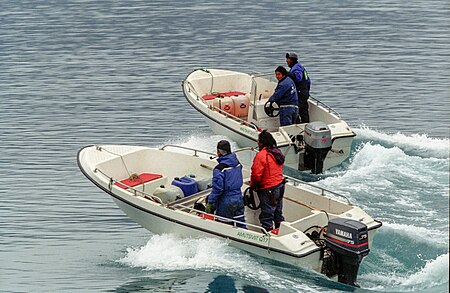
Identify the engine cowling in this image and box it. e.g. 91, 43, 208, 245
322, 218, 370, 287
303, 121, 332, 174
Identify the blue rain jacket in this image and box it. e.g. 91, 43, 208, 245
268, 76, 298, 106
207, 153, 244, 218
289, 62, 311, 94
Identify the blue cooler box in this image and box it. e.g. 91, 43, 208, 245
171, 176, 198, 197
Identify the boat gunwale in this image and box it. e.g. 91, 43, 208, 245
182, 71, 356, 148
77, 148, 322, 258
77, 145, 382, 261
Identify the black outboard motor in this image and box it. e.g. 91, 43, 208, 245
302, 121, 332, 174
322, 218, 369, 287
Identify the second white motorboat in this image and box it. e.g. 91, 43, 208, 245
77, 144, 382, 286
182, 68, 356, 174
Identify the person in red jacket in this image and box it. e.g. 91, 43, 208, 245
249, 130, 285, 231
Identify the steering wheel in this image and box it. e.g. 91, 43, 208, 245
264, 101, 280, 117
193, 197, 206, 213
243, 187, 260, 210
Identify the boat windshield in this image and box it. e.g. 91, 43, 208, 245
250, 73, 277, 103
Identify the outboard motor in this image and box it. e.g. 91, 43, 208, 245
322, 218, 369, 287
302, 121, 332, 174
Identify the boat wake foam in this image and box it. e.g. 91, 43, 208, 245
161, 133, 242, 155
382, 222, 449, 248
117, 234, 331, 291
318, 141, 448, 205
361, 253, 449, 292
118, 234, 253, 271
344, 141, 447, 176
354, 125, 449, 159
401, 253, 449, 287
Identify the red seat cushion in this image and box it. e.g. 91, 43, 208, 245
115, 173, 163, 189
223, 91, 245, 97
202, 94, 220, 100
202, 91, 246, 100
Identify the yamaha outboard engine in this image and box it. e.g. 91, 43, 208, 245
302, 121, 332, 174
322, 218, 369, 287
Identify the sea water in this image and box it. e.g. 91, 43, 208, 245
0, 0, 448, 292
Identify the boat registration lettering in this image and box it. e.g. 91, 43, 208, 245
237, 231, 269, 243
239, 126, 256, 136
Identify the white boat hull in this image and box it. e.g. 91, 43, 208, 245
183, 69, 356, 173
78, 144, 382, 285
112, 195, 324, 271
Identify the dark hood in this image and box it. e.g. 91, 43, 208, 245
267, 147, 285, 165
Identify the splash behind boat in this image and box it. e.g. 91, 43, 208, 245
77, 144, 382, 286
182, 68, 356, 174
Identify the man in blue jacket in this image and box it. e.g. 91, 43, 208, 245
206, 140, 246, 228
269, 66, 299, 126
286, 52, 311, 123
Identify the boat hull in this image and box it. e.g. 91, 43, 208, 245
183, 68, 356, 173
112, 194, 324, 271
77, 144, 382, 284
204, 114, 354, 171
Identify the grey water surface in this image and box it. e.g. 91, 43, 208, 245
1, 1, 448, 292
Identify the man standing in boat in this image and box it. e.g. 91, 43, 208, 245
285, 52, 311, 123
250, 130, 285, 232
205, 140, 246, 228
268, 66, 299, 126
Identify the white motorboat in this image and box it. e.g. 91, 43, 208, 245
182, 68, 356, 174
77, 144, 382, 286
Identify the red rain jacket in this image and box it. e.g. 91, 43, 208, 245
250, 147, 284, 190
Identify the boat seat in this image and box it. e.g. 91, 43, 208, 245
202, 91, 245, 100
290, 211, 329, 233
115, 173, 163, 189
168, 189, 211, 209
